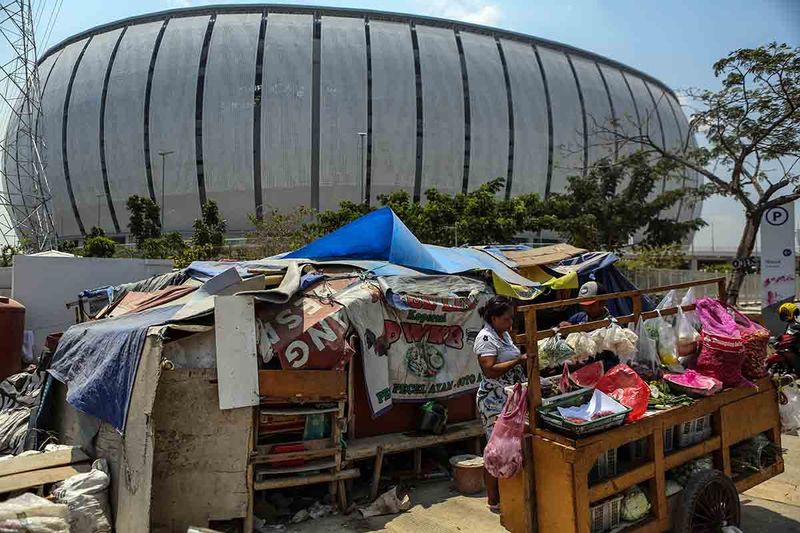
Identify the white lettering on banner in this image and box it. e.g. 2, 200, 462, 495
308, 319, 339, 351
276, 309, 302, 329
285, 339, 309, 368
260, 321, 280, 345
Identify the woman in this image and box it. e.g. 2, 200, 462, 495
474, 296, 527, 512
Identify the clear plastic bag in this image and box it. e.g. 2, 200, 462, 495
779, 378, 800, 432
538, 332, 575, 369
656, 310, 679, 367
676, 308, 700, 358
602, 320, 638, 359
632, 318, 660, 380
681, 287, 701, 331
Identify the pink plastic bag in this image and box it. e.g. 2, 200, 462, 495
695, 297, 741, 338
595, 364, 650, 423
484, 383, 528, 479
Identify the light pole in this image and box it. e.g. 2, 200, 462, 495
96, 194, 104, 229
357, 132, 367, 204
158, 150, 174, 229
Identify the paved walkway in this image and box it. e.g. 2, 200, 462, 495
286, 436, 800, 532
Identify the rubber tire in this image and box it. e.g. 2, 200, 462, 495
673, 469, 741, 533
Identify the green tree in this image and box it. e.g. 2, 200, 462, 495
193, 199, 226, 249
539, 153, 706, 251
597, 43, 800, 304
141, 232, 188, 260
1, 245, 19, 267
81, 236, 117, 258
249, 206, 317, 257
88, 226, 105, 238
126, 195, 161, 248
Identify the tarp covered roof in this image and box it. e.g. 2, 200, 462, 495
286, 207, 536, 287
477, 243, 587, 268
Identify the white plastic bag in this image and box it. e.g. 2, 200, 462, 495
779, 379, 800, 432
565, 332, 597, 362
656, 290, 677, 311
602, 320, 638, 360
680, 287, 702, 331
0, 493, 69, 532
51, 459, 112, 533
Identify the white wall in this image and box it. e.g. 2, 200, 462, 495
12, 255, 173, 354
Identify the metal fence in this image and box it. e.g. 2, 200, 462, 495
620, 269, 765, 304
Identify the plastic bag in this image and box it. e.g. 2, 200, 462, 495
603, 321, 638, 359
656, 290, 677, 311
595, 364, 651, 423
681, 287, 701, 331
484, 383, 528, 478
631, 318, 660, 380
695, 299, 748, 388
676, 308, 700, 357
538, 333, 575, 369
779, 378, 800, 432
565, 332, 597, 362
729, 306, 770, 379
51, 459, 112, 533
0, 493, 69, 532
655, 311, 679, 367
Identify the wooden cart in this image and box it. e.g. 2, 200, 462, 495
499, 278, 785, 533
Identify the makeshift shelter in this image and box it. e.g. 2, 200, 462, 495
36, 209, 575, 531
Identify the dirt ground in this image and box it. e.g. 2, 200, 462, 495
282, 435, 800, 533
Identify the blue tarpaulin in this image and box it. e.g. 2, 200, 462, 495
49, 304, 180, 430
286, 207, 536, 287
555, 252, 654, 316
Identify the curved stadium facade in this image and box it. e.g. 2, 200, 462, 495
3, 5, 699, 239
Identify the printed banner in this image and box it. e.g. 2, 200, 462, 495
340, 280, 489, 416
761, 203, 796, 335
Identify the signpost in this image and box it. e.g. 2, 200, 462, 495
760, 203, 796, 334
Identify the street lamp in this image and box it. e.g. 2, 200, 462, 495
158, 150, 174, 229
357, 132, 367, 204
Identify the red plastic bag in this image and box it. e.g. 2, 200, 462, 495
729, 306, 769, 379
484, 383, 528, 478
595, 364, 650, 423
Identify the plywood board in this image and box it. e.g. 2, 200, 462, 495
150, 368, 252, 531
0, 463, 91, 493
0, 447, 88, 477
215, 295, 260, 410
258, 369, 346, 402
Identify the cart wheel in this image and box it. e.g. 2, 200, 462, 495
674, 469, 740, 533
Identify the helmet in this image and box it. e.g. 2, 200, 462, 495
779, 302, 799, 322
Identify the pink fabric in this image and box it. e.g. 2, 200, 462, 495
696, 331, 752, 388
484, 383, 527, 478
595, 364, 650, 423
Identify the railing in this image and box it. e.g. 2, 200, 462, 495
621, 268, 767, 304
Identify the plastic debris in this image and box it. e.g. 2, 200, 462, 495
358, 486, 412, 518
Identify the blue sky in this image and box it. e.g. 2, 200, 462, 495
29, 0, 800, 248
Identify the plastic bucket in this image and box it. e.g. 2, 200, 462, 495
449, 454, 485, 494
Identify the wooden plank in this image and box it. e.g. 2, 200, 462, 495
720, 390, 780, 446
345, 420, 484, 461
259, 406, 340, 415
735, 461, 784, 493
258, 370, 347, 401
250, 448, 340, 464
255, 459, 336, 478
524, 307, 542, 428
0, 463, 91, 493
370, 446, 385, 501
244, 407, 256, 533
0, 447, 89, 477
413, 448, 422, 478
517, 278, 725, 312
347, 358, 356, 439
533, 437, 578, 532
588, 462, 656, 503
648, 427, 668, 524
664, 436, 722, 470
253, 467, 360, 491
215, 295, 260, 410
499, 469, 528, 533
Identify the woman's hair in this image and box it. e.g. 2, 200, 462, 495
478, 296, 513, 323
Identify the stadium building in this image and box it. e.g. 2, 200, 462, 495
3, 5, 698, 239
